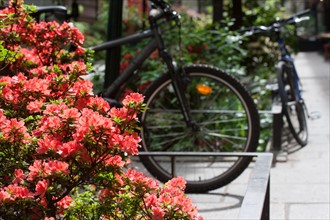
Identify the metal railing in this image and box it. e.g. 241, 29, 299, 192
138, 152, 273, 220
259, 84, 283, 152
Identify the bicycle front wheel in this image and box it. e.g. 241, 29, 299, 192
140, 65, 260, 193
277, 61, 308, 146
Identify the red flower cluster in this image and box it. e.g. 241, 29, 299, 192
0, 1, 203, 219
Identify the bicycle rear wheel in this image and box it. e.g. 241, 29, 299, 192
277, 61, 308, 146
140, 65, 260, 193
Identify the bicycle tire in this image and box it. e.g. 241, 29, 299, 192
277, 61, 308, 146
139, 64, 260, 193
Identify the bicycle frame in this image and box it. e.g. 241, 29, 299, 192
240, 9, 310, 102
89, 15, 195, 128
276, 32, 303, 100
90, 30, 157, 98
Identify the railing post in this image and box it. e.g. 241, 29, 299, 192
237, 154, 272, 220
261, 177, 270, 220
272, 105, 283, 151
171, 156, 176, 178
270, 84, 283, 152
104, 0, 123, 89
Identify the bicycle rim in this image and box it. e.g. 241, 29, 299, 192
278, 63, 308, 146
140, 65, 259, 192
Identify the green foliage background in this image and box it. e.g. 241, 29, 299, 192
74, 0, 300, 151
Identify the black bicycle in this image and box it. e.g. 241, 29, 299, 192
92, 0, 260, 193
240, 10, 310, 147
7, 0, 260, 193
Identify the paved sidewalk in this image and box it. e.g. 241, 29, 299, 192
188, 52, 330, 220
133, 52, 329, 219
269, 52, 330, 220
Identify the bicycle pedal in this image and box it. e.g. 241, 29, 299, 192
309, 111, 321, 120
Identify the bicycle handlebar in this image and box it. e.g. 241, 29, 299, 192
149, 0, 181, 25
282, 9, 311, 24
239, 9, 311, 37
150, 0, 169, 10
35, 6, 67, 15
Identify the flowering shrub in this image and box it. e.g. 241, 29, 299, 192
0, 1, 203, 219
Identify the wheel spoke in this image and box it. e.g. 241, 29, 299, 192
140, 68, 259, 192
205, 132, 247, 140
150, 133, 188, 151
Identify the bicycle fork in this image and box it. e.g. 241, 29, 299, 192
292, 64, 313, 119
159, 50, 198, 131
282, 56, 311, 119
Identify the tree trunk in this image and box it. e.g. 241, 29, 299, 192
212, 0, 223, 25
232, 0, 243, 29
104, 0, 123, 89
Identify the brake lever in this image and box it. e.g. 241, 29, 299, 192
294, 16, 310, 23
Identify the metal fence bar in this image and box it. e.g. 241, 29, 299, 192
138, 152, 273, 220
271, 98, 283, 151
237, 153, 273, 220
138, 151, 269, 157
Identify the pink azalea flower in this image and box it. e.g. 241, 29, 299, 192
166, 176, 187, 191
28, 160, 43, 181
121, 132, 141, 155
58, 141, 81, 158
36, 136, 61, 154
144, 193, 158, 208
110, 107, 129, 121
104, 155, 125, 167
0, 190, 12, 201
86, 96, 110, 113
12, 169, 26, 184
59, 108, 81, 120
1, 118, 31, 142
27, 100, 44, 113
43, 160, 70, 176
125, 168, 159, 190
122, 92, 144, 106
71, 79, 94, 96
35, 180, 48, 198
152, 206, 165, 220
44, 103, 69, 116
55, 195, 73, 209
6, 184, 34, 199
